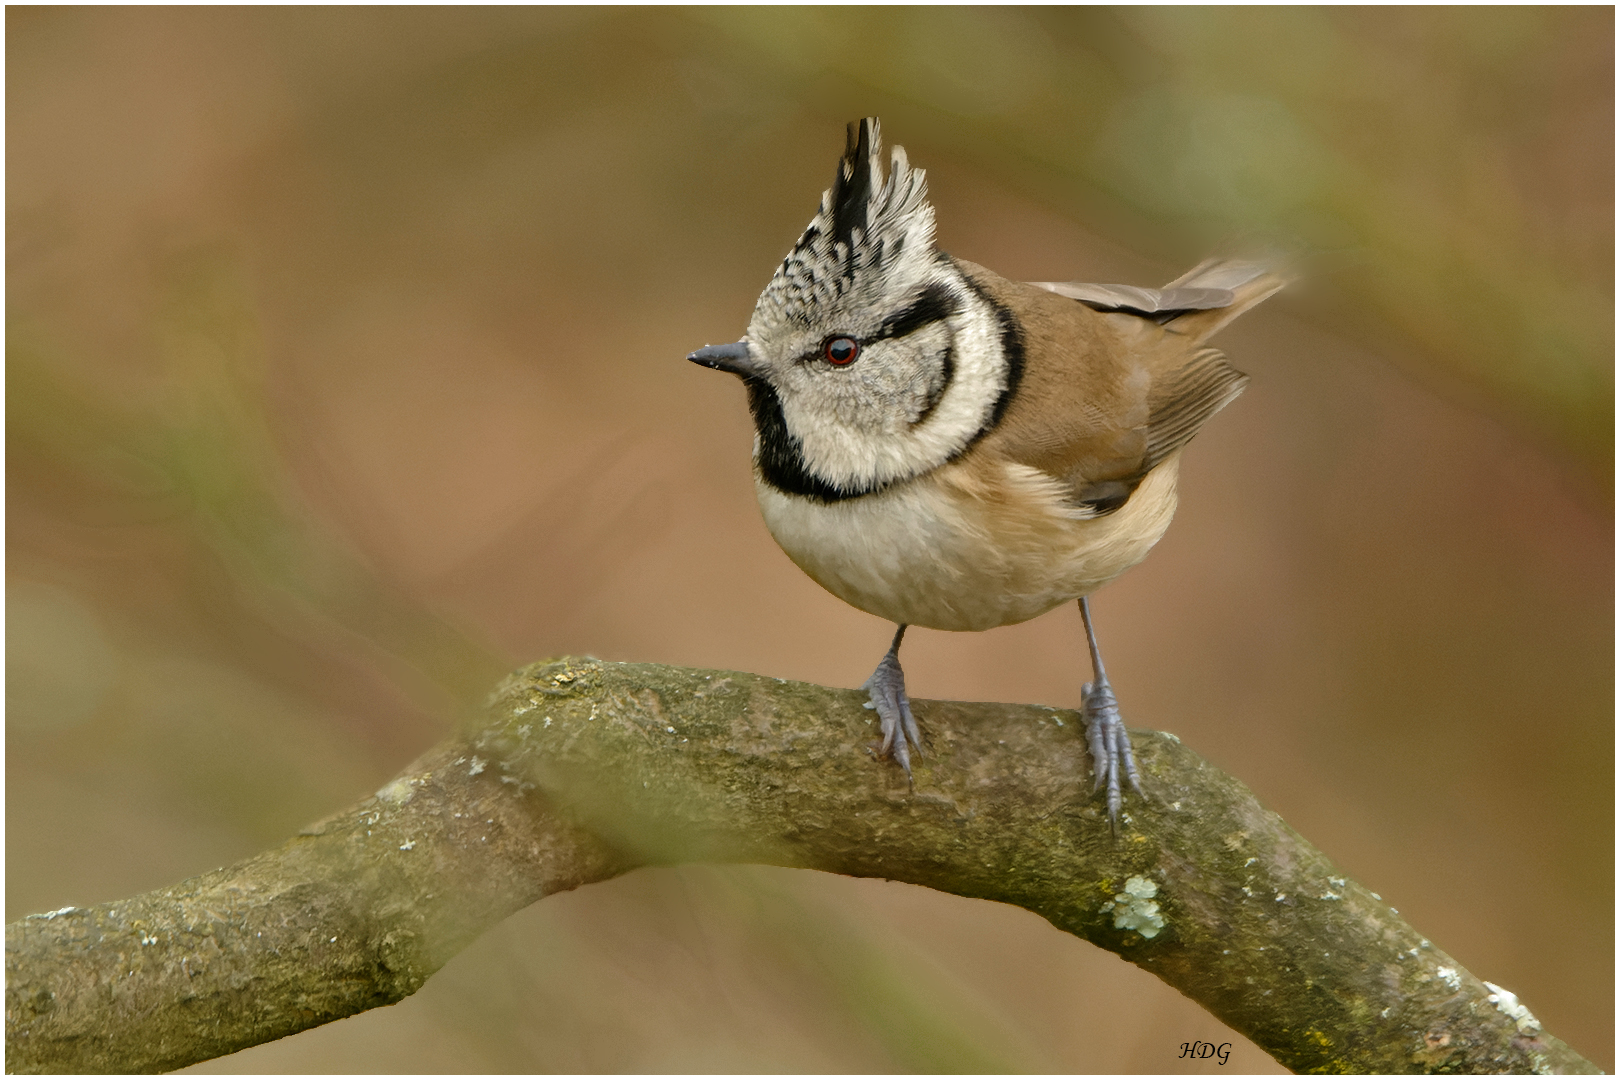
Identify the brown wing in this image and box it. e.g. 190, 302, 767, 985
1041, 344, 1246, 516
962, 260, 1265, 517
1143, 346, 1249, 473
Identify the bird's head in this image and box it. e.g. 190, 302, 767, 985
689, 118, 1014, 501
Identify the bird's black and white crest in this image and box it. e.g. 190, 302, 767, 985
742, 119, 1018, 502
751, 118, 941, 333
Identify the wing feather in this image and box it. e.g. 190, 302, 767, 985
962, 260, 1271, 518
1144, 347, 1249, 472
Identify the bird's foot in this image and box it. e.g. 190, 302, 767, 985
1082, 677, 1142, 828
862, 646, 920, 779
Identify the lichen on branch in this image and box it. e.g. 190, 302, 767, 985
4, 658, 1598, 1074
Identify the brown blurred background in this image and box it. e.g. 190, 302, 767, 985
7, 8, 1611, 1073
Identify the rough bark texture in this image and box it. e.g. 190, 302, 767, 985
5, 658, 1598, 1074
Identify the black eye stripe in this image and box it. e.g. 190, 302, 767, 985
873, 282, 961, 342
788, 283, 962, 365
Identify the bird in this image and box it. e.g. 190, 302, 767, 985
688, 117, 1284, 825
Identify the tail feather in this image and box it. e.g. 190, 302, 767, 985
1162, 257, 1291, 344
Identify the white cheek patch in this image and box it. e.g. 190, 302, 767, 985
783, 281, 1008, 492
908, 289, 1006, 454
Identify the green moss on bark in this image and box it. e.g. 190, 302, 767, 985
5, 658, 1598, 1074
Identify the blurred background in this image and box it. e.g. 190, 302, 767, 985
7, 7, 1611, 1072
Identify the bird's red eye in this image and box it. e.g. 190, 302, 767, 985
824, 336, 859, 365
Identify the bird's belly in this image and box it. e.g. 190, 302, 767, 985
755, 457, 1180, 632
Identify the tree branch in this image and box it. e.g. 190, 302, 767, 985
5, 658, 1598, 1074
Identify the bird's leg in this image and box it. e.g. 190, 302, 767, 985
1079, 597, 1142, 828
861, 623, 920, 778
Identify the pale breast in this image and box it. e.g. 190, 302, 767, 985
754, 453, 1181, 632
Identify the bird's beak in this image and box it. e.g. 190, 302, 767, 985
687, 341, 766, 380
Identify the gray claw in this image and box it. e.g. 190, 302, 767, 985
1081, 677, 1141, 828
861, 628, 919, 777
1078, 597, 1142, 830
